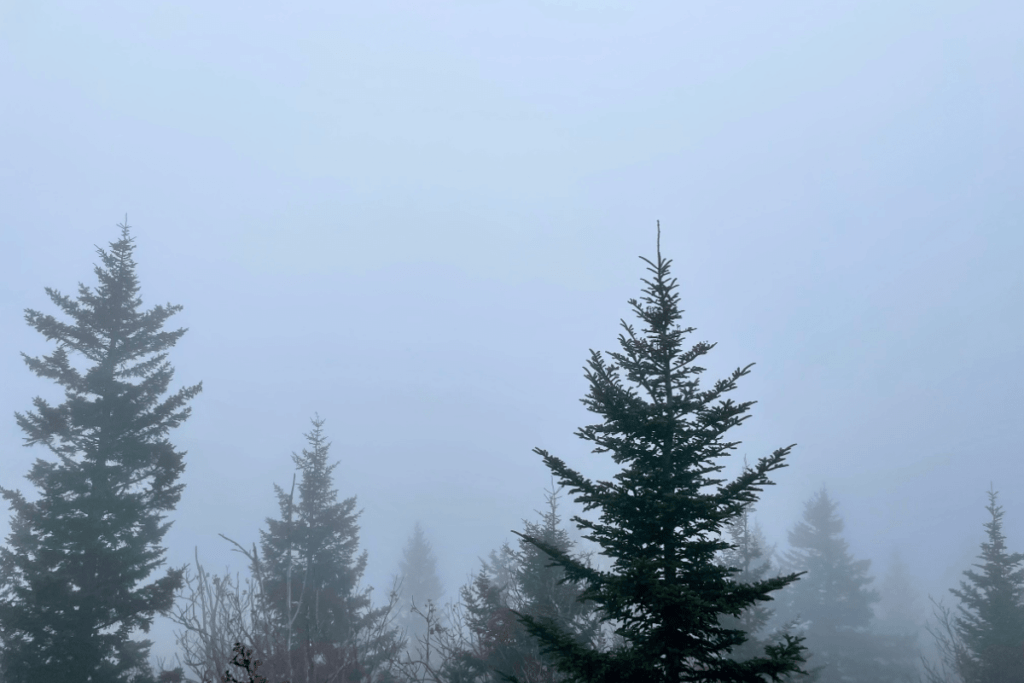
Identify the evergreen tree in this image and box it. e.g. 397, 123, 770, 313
512, 230, 806, 682
875, 551, 924, 639
0, 223, 201, 683
257, 416, 401, 683
780, 488, 916, 683
451, 546, 524, 683
514, 485, 602, 662
395, 522, 444, 653
874, 552, 924, 681
445, 485, 602, 683
944, 488, 1024, 683
781, 488, 876, 645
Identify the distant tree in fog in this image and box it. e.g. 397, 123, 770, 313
925, 488, 1024, 683
511, 230, 807, 682
513, 485, 602, 664
875, 551, 925, 638
0, 224, 201, 683
779, 488, 917, 683
440, 484, 601, 683
717, 503, 790, 665
445, 544, 528, 682
395, 522, 445, 655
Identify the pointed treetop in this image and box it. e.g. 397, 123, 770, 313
510, 229, 805, 682
656, 219, 661, 260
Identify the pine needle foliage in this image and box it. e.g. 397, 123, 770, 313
448, 485, 602, 683
947, 488, 1024, 683
0, 223, 201, 683
258, 416, 400, 683
512, 228, 806, 683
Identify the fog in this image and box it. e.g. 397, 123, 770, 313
1, 1, 1021, 678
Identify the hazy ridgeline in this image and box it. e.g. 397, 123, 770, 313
0, 226, 1020, 683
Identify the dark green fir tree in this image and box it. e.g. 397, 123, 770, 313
940, 488, 1024, 683
512, 227, 807, 683
780, 488, 916, 683
257, 415, 401, 683
0, 223, 201, 683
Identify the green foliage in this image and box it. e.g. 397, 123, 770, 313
513, 485, 603, 662
257, 416, 402, 682
449, 485, 602, 683
945, 488, 1024, 683
451, 547, 528, 682
440, 485, 598, 683
512, 232, 807, 682
0, 223, 201, 683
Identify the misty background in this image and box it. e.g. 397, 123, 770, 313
1, 0, 1021, 672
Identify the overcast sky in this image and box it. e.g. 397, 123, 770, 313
1, 0, 1022, 671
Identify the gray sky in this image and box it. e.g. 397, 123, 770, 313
2, 0, 1022, 671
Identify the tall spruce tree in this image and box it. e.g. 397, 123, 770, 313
0, 224, 201, 683
257, 415, 400, 683
944, 488, 1024, 683
780, 488, 916, 683
512, 230, 806, 683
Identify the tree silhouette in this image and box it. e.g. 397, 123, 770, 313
513, 227, 806, 682
396, 523, 445, 658
0, 223, 201, 683
934, 488, 1024, 683
780, 488, 917, 683
258, 416, 401, 683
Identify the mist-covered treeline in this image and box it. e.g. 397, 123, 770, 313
0, 225, 1020, 683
